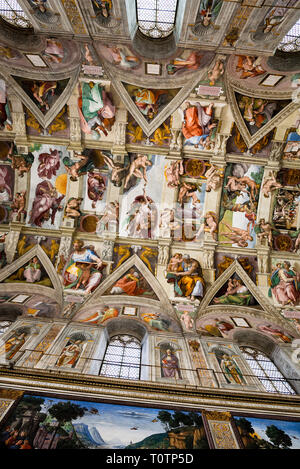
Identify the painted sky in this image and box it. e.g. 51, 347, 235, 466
38, 396, 177, 447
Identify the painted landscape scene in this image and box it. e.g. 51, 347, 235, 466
0, 394, 209, 449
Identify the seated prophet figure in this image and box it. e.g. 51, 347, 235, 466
269, 261, 300, 306
78, 82, 116, 137
166, 254, 205, 301
181, 102, 216, 147
63, 240, 103, 294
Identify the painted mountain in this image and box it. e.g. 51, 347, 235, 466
126, 426, 209, 449
73, 423, 106, 448
126, 432, 169, 449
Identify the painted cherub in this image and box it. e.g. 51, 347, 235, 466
167, 253, 183, 273
207, 58, 225, 86
225, 278, 239, 296
180, 311, 194, 331
75, 263, 92, 291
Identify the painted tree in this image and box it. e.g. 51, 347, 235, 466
157, 410, 173, 431
171, 411, 194, 428
265, 424, 292, 449
47, 401, 87, 449
188, 411, 204, 427
236, 417, 255, 436
13, 395, 47, 445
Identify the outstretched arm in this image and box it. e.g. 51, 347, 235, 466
103, 154, 115, 169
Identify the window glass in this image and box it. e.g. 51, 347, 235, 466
136, 0, 178, 38
240, 346, 295, 395
278, 18, 300, 52
100, 334, 141, 380
0, 0, 31, 28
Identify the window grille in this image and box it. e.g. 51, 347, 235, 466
99, 334, 141, 380
136, 0, 178, 39
240, 346, 296, 395
278, 18, 300, 52
0, 0, 31, 28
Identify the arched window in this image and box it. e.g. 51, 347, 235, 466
240, 346, 296, 395
0, 0, 31, 28
277, 18, 300, 52
99, 334, 141, 380
136, 0, 178, 39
